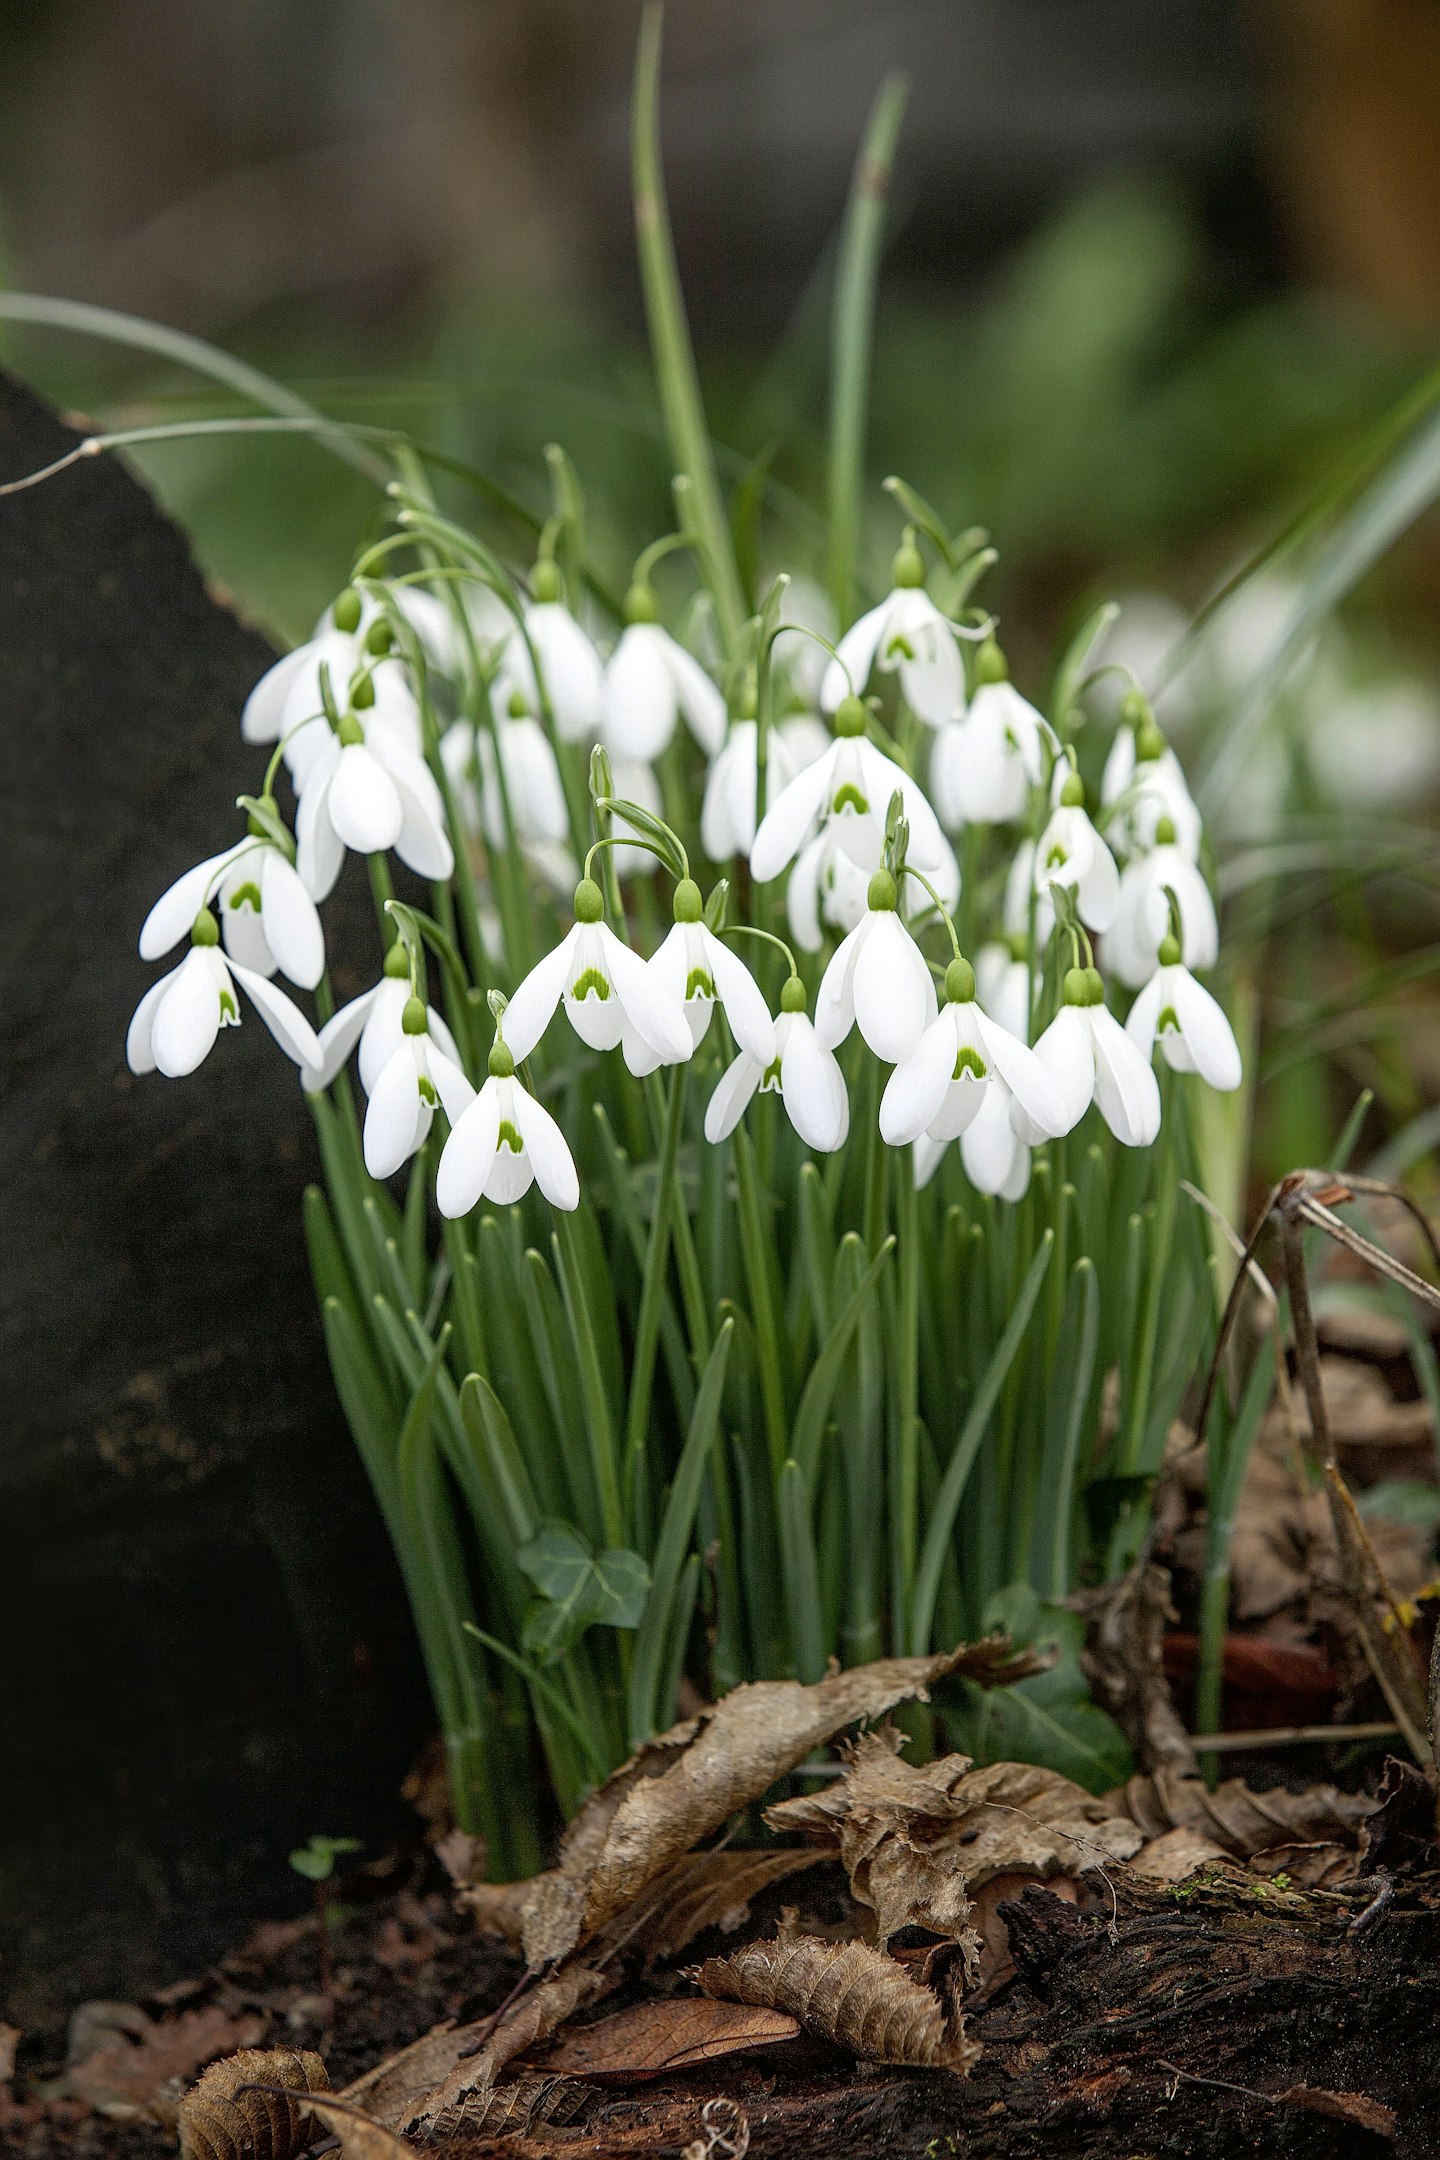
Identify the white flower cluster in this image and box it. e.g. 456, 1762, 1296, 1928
127, 535, 1242, 1218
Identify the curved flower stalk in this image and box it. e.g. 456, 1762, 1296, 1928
1127, 938, 1242, 1090
140, 822, 323, 991
1030, 966, 1162, 1148
363, 997, 475, 1181
601, 580, 726, 761
820, 537, 968, 726
304, 944, 463, 1096
438, 1036, 579, 1214
503, 875, 693, 1074
705, 976, 849, 1152
880, 957, 1064, 1147
771, 573, 837, 706
929, 643, 1051, 828
127, 908, 320, 1080
815, 867, 937, 1064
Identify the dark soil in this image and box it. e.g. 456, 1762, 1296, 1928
8, 1847, 1440, 2160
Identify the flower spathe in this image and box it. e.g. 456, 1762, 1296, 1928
363, 1001, 475, 1182
438, 1043, 580, 1214
879, 958, 1065, 1147
502, 878, 693, 1074
1126, 945, 1242, 1091
704, 981, 849, 1153
1030, 970, 1161, 1148
815, 871, 937, 1065
127, 912, 321, 1080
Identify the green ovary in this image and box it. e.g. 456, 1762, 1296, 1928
570, 967, 611, 1002
686, 968, 715, 1001
498, 1120, 524, 1154
952, 1046, 987, 1082
226, 881, 263, 913
831, 783, 869, 815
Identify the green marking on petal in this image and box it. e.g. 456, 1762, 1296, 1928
1157, 1005, 1181, 1036
831, 783, 869, 815
761, 1058, 782, 1092
498, 1119, 524, 1153
570, 966, 611, 1002
418, 1075, 438, 1107
885, 632, 916, 661
952, 1046, 987, 1082
226, 881, 263, 913
1044, 842, 1069, 870
219, 988, 239, 1023
685, 967, 716, 1001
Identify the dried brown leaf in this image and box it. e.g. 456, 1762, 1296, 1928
441, 2074, 599, 2139
516, 1647, 979, 1969
602, 1848, 827, 1966
178, 2047, 329, 2160
406, 1966, 612, 2136
433, 1828, 485, 1890
537, 1998, 798, 2081
341, 2023, 474, 2130
251, 2092, 414, 2160
1070, 1562, 1198, 1777
458, 1878, 531, 1945
767, 1736, 1142, 1942
1276, 2084, 1396, 2137
1129, 1827, 1236, 1883
1115, 1768, 1374, 1857
697, 1929, 978, 2073
1248, 1842, 1357, 1888
68, 2008, 267, 2124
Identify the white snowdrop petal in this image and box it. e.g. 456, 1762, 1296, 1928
359, 979, 411, 1095
704, 1052, 763, 1143
241, 644, 312, 745
779, 1018, 849, 1152
977, 1013, 1067, 1139
295, 767, 346, 901
437, 1080, 502, 1217
139, 846, 242, 961
785, 834, 825, 954
605, 929, 692, 1062
879, 1013, 957, 1147
1169, 970, 1243, 1090
602, 624, 677, 762
364, 1047, 425, 1179
513, 1087, 580, 1210
304, 987, 376, 1094
821, 600, 889, 712
256, 848, 325, 989
852, 911, 930, 1064
859, 742, 947, 872
392, 775, 456, 881
663, 638, 727, 756
503, 926, 580, 1063
1089, 1005, 1162, 1147
1123, 972, 1165, 1062
427, 1045, 477, 1125
961, 1080, 1026, 1197
1076, 830, 1121, 932
220, 894, 276, 978
230, 962, 322, 1071
814, 918, 865, 1049
528, 602, 603, 742
1033, 1004, 1095, 1134
706, 933, 776, 1067
751, 753, 834, 883
152, 950, 224, 1078
327, 744, 404, 856
126, 962, 184, 1075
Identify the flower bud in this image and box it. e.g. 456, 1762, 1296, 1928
867, 867, 898, 913
333, 587, 363, 634
574, 877, 604, 924
530, 557, 562, 605
673, 877, 703, 924
834, 694, 868, 739
623, 580, 659, 625
401, 995, 428, 1036
944, 955, 976, 1005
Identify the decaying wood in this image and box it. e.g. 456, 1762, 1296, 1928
696, 1929, 979, 2074
178, 2048, 329, 2160
515, 1644, 1009, 1969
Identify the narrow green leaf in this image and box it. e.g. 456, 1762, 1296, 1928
778, 1459, 827, 1682
793, 1235, 896, 1489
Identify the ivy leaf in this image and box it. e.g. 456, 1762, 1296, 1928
948, 1596, 1133, 1795
519, 1522, 652, 1668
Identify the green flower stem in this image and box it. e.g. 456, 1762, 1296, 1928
624, 1062, 689, 1507
632, 5, 745, 654
827, 74, 908, 626
554, 1214, 626, 1550
893, 1148, 921, 1624
733, 1124, 789, 1478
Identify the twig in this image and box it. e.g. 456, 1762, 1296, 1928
1187, 1719, 1401, 1754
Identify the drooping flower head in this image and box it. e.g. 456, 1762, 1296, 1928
705, 974, 849, 1154
437, 1033, 579, 1214
127, 905, 321, 1081
820, 535, 968, 727
1126, 935, 1242, 1091
502, 876, 693, 1076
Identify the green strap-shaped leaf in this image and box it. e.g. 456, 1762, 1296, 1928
778, 1459, 827, 1684
792, 1236, 896, 1489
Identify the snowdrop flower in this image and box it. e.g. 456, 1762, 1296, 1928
495, 561, 604, 743
1100, 712, 1202, 859
1003, 840, 1055, 951
1034, 775, 1120, 932
880, 957, 1064, 1147
600, 582, 726, 761
140, 821, 323, 991
975, 941, 1032, 1043
788, 816, 959, 954
363, 997, 475, 1181
241, 585, 453, 778
771, 574, 836, 706
304, 944, 464, 1096
1030, 967, 1161, 1148
1104, 830, 1218, 989
929, 645, 1051, 827
295, 701, 453, 899
437, 1036, 579, 1214
705, 976, 849, 1153
442, 698, 569, 851
751, 696, 947, 883
643, 880, 775, 1063
963, 1078, 1034, 1200
502, 877, 693, 1075
815, 868, 938, 1064
1126, 938, 1242, 1090
701, 721, 803, 863
820, 538, 966, 726
127, 908, 321, 1080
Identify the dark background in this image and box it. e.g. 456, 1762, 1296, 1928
4, 0, 1440, 2030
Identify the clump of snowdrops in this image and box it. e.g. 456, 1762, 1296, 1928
121, 23, 1252, 1867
